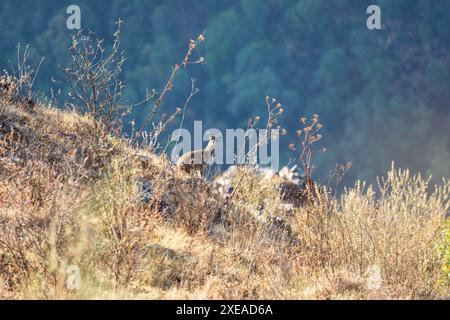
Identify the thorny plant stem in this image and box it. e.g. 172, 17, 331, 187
132, 34, 205, 147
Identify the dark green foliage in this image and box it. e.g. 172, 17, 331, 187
1, 0, 449, 183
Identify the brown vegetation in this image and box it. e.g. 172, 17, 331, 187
0, 92, 448, 299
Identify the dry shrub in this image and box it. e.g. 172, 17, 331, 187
77, 156, 159, 287
291, 164, 450, 299
155, 176, 218, 235
64, 22, 126, 132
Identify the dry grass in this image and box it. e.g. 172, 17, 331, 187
0, 92, 449, 300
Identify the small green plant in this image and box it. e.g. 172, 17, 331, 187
436, 220, 450, 285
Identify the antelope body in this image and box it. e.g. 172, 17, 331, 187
176, 136, 216, 176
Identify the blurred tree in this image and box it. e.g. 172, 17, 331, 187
0, 0, 449, 182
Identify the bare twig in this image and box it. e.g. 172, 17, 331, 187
290, 114, 325, 195
132, 33, 205, 147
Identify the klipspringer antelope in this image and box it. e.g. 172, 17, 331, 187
176, 135, 217, 176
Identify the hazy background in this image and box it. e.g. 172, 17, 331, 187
1, 0, 449, 184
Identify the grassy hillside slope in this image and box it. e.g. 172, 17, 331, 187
0, 90, 449, 299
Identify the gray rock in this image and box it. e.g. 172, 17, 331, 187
266, 216, 301, 246
138, 178, 153, 204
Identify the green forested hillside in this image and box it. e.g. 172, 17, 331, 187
1, 0, 449, 183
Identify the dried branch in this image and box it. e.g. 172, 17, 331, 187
132, 33, 205, 147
